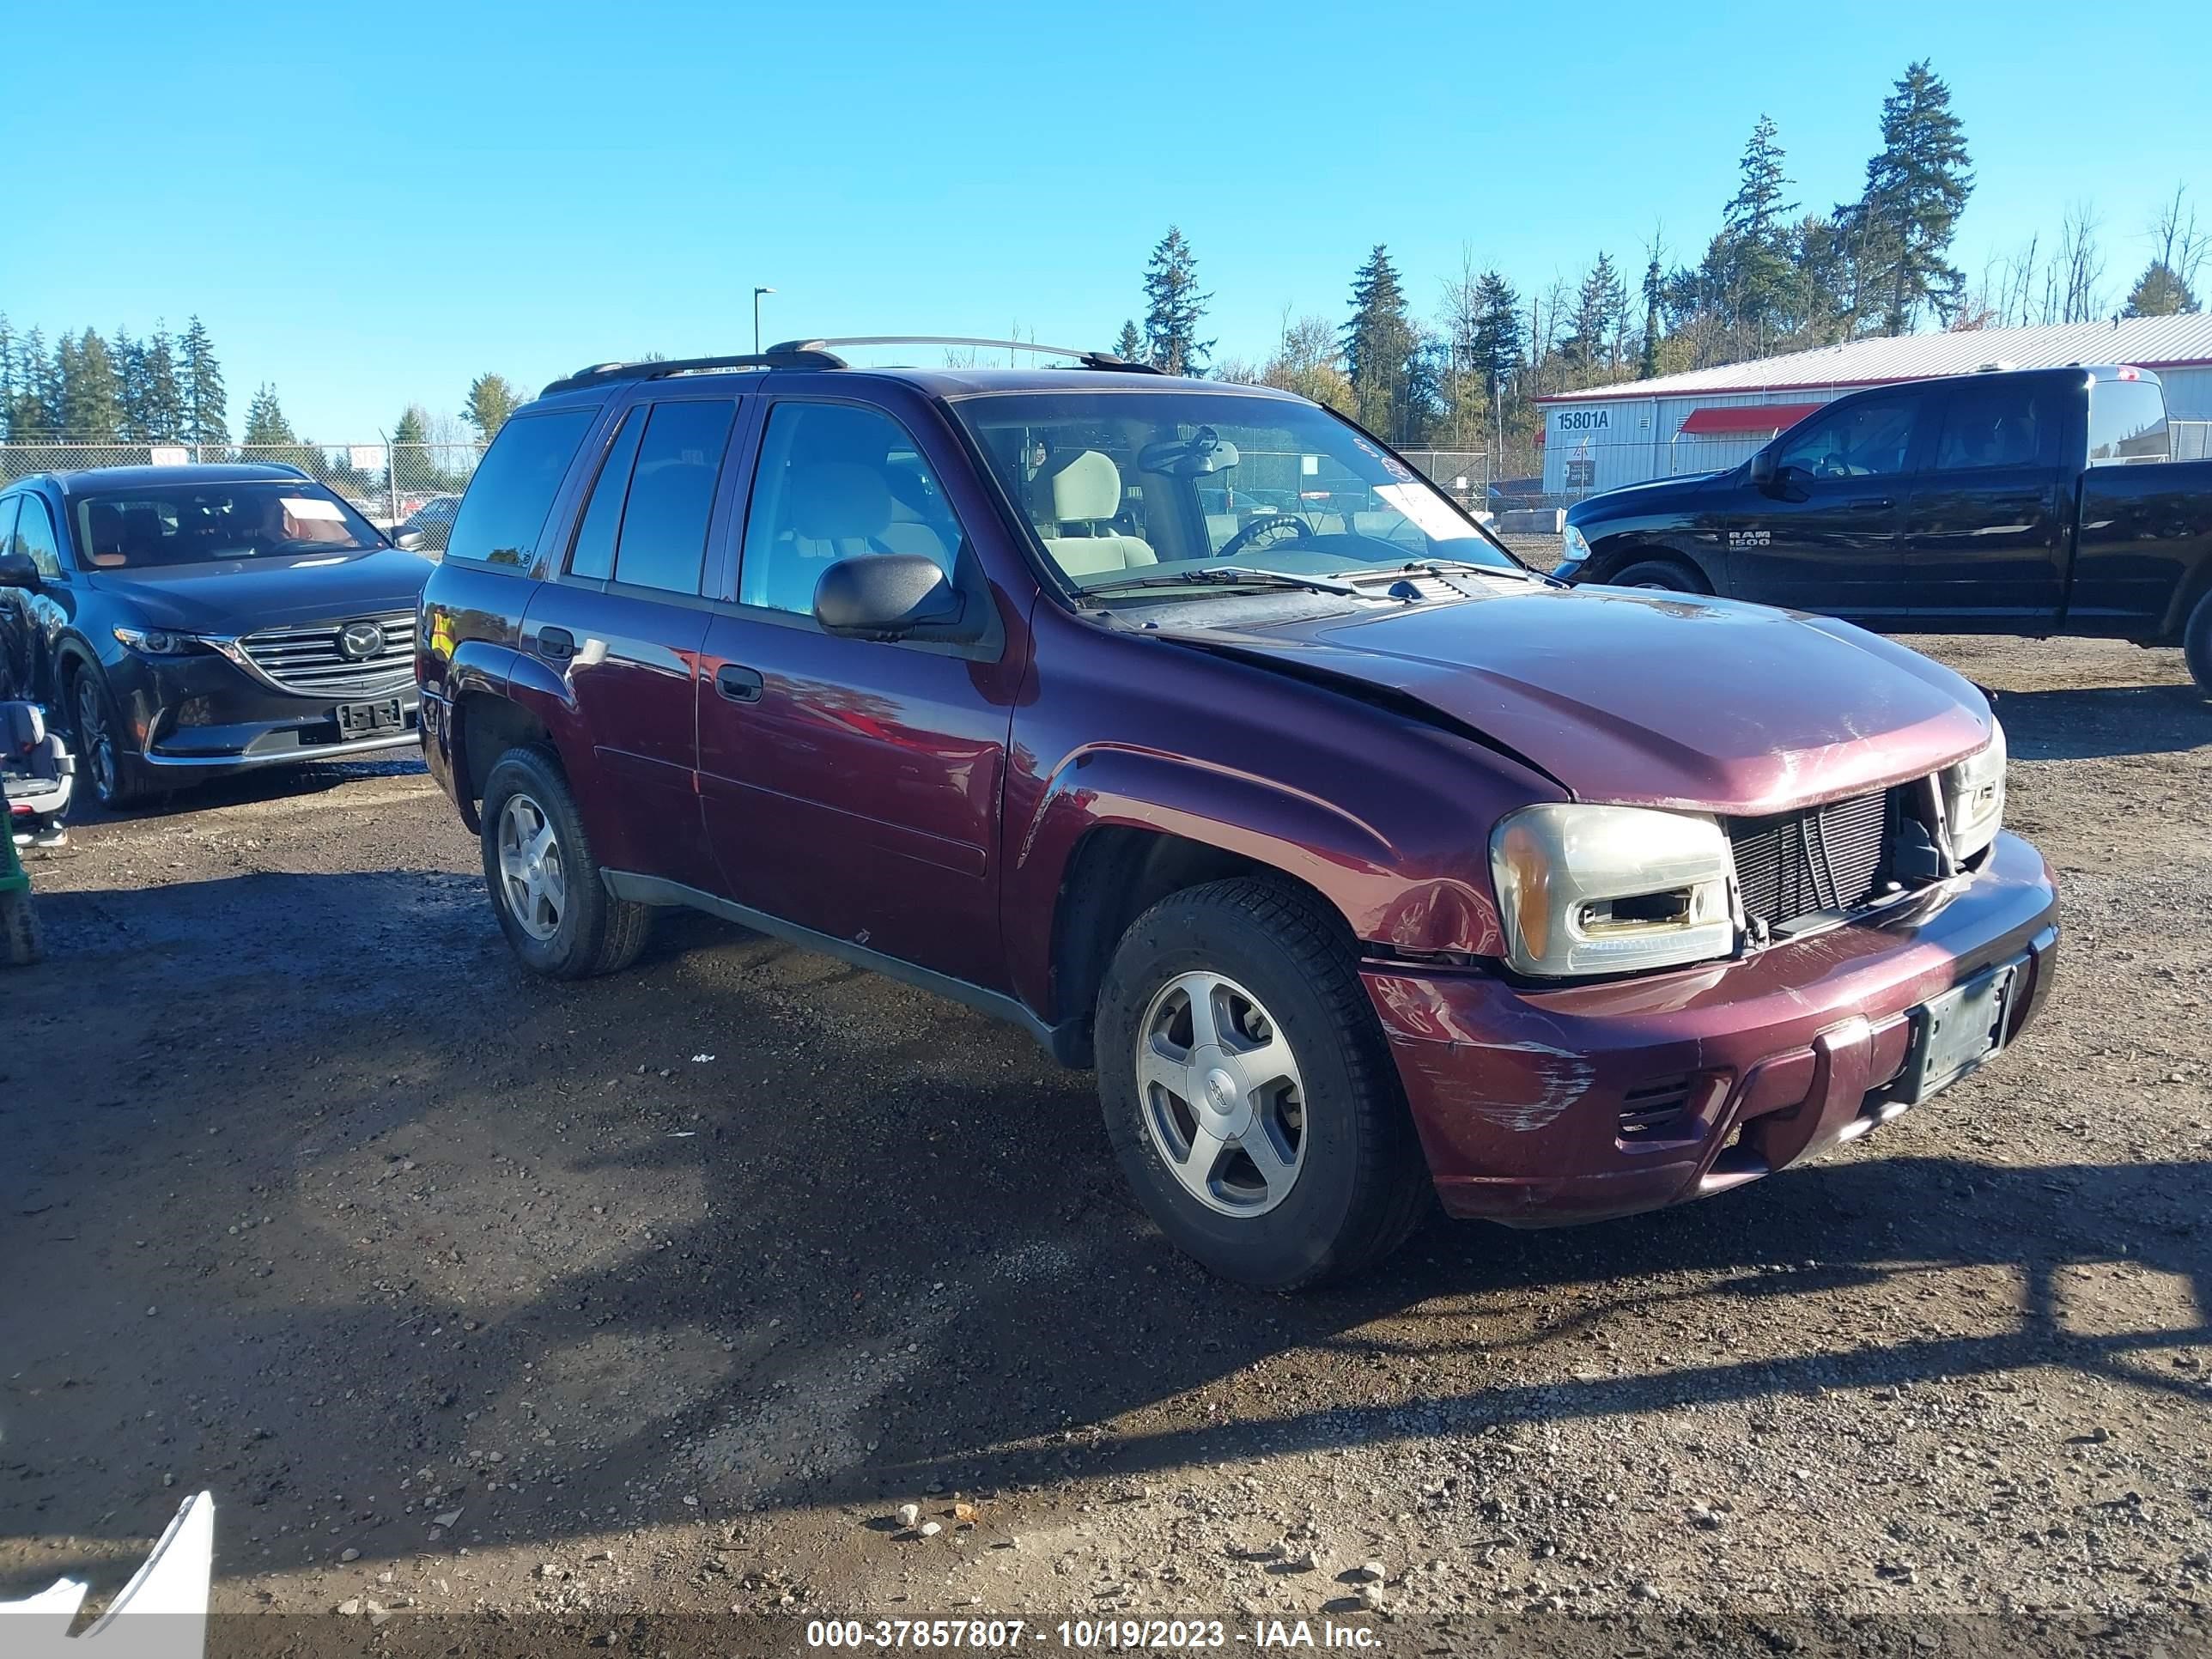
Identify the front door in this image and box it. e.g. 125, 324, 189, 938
1899, 378, 2067, 629
1724, 392, 1919, 623
696, 397, 1024, 992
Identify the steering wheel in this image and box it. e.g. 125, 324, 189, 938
1214, 513, 1313, 561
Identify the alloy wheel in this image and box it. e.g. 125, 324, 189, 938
496, 793, 566, 942
1136, 970, 1308, 1218
75, 677, 118, 804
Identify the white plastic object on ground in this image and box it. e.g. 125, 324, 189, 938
0, 1490, 213, 1657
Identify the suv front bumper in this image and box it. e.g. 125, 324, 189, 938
1365, 831, 2059, 1226
116, 649, 419, 773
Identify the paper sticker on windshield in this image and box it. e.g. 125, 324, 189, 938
1375, 483, 1479, 542
280, 496, 345, 521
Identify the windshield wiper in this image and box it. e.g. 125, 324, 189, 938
1080, 565, 1368, 600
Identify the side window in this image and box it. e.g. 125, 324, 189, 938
738, 403, 964, 615
1934, 385, 2044, 471
566, 408, 646, 580
15, 495, 64, 579
444, 409, 595, 568
609, 400, 738, 595
2087, 377, 2170, 465
1774, 397, 1916, 479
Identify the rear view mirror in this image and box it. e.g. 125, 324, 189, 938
814, 554, 967, 641
1749, 449, 1778, 488
0, 550, 40, 591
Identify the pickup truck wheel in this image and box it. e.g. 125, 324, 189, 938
479, 747, 651, 979
2185, 588, 2212, 696
1097, 878, 1428, 1290
1606, 556, 1706, 593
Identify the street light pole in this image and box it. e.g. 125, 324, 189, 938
753, 287, 775, 354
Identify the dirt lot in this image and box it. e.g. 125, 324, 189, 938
3, 621, 2209, 1656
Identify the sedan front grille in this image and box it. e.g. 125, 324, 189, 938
1726, 788, 1893, 932
237, 611, 416, 696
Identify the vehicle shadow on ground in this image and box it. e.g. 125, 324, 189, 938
62, 754, 428, 828
1993, 684, 2211, 762
3, 869, 2207, 1585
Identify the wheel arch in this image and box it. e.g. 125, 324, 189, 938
1583, 539, 1717, 592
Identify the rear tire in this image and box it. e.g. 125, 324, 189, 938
1606, 556, 1708, 593
479, 746, 651, 979
1096, 878, 1429, 1290
2185, 588, 2212, 696
2, 889, 41, 966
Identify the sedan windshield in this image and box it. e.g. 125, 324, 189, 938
952, 390, 1517, 594
71, 482, 383, 568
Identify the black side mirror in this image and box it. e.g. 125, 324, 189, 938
813, 554, 968, 641
0, 550, 41, 592
1748, 449, 1778, 488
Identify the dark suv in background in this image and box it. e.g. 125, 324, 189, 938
0, 465, 434, 806
418, 337, 2056, 1289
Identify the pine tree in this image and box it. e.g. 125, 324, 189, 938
1342, 246, 1419, 441
13, 327, 52, 441
243, 383, 296, 447
1112, 319, 1144, 364
1856, 61, 1975, 334
1140, 227, 1213, 376
61, 328, 124, 439
179, 314, 229, 451
1639, 244, 1665, 379
1565, 255, 1628, 378
463, 374, 522, 442
140, 326, 185, 442
1723, 115, 1798, 349
0, 314, 16, 442
113, 327, 146, 441
1469, 270, 1522, 411
2124, 261, 2199, 317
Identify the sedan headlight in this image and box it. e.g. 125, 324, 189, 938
1490, 804, 1736, 977
112, 625, 212, 656
1941, 719, 2006, 861
1559, 522, 1593, 567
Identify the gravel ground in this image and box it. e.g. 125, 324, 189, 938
2, 610, 2208, 1656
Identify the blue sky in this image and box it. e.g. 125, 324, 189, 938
4, 0, 2206, 441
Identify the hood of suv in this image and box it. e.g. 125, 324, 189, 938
90, 548, 434, 634
1159, 584, 1992, 815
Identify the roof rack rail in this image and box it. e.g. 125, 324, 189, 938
539, 347, 848, 398
770, 336, 1167, 374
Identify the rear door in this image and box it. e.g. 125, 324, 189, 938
1899, 377, 2068, 628
1723, 392, 1921, 623
694, 393, 1024, 991
520, 390, 749, 896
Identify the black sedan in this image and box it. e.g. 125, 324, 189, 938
0, 465, 434, 808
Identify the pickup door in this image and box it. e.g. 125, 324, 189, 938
1723, 391, 1918, 623
1898, 376, 2068, 629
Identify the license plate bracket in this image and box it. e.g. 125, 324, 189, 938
337, 696, 404, 738
1902, 957, 2021, 1104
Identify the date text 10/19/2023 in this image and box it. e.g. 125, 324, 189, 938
805, 1618, 1383, 1650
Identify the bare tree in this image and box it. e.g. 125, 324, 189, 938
2149, 183, 2207, 296
2052, 200, 2106, 324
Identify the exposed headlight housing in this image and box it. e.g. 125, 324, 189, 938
1490, 804, 1736, 977
1559, 522, 1593, 567
1941, 719, 2006, 861
112, 625, 212, 657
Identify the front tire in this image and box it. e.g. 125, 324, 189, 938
70, 665, 161, 810
1606, 556, 1707, 593
478, 747, 651, 979
2185, 588, 2212, 696
1096, 878, 1428, 1290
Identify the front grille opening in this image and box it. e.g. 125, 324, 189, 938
1727, 787, 1903, 937
1618, 1074, 1695, 1141
239, 611, 416, 696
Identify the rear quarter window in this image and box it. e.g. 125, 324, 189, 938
444, 409, 595, 567
2087, 377, 2169, 465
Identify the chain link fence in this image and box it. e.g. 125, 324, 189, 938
0, 441, 482, 548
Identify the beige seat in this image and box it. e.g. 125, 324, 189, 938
748, 462, 951, 612
1030, 451, 1156, 579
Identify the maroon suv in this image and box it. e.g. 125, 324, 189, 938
417, 337, 2058, 1289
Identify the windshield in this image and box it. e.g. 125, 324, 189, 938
952, 390, 1516, 593
71, 482, 383, 568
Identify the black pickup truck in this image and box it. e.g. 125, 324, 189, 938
1554, 364, 2212, 691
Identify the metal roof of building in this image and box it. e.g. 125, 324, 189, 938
1534, 313, 2212, 404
